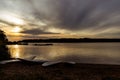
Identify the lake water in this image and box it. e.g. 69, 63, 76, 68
8, 43, 120, 65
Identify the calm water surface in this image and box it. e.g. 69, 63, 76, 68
8, 43, 120, 64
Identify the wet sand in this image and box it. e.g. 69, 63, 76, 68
0, 62, 120, 80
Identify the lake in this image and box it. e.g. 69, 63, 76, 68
8, 43, 120, 65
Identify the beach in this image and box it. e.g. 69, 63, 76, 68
1, 62, 120, 80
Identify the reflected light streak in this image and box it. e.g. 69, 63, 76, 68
46, 46, 69, 60
10, 45, 20, 58
14, 44, 19, 48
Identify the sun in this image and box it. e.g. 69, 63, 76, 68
12, 26, 22, 33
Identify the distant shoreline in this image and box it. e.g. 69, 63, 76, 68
8, 38, 120, 45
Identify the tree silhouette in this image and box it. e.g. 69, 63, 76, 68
0, 30, 11, 61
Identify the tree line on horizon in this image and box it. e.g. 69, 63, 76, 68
9, 38, 120, 44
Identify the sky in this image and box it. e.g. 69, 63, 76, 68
0, 0, 120, 41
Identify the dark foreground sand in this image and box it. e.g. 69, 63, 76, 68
0, 62, 120, 80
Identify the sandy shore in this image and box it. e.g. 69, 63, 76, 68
1, 62, 120, 80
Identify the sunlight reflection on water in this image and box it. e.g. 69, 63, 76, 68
8, 43, 120, 64
9, 45, 21, 58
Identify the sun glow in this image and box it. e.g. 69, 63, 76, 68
12, 26, 22, 33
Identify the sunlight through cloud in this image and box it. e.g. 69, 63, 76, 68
0, 12, 25, 25
11, 26, 22, 33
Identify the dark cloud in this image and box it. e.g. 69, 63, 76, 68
0, 20, 16, 26
98, 32, 120, 38
0, 0, 120, 38
21, 28, 60, 35
1, 0, 120, 29
52, 0, 120, 30
11, 0, 119, 31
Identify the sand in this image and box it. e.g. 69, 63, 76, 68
0, 62, 120, 80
